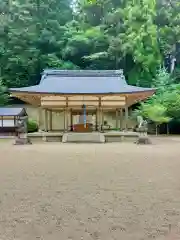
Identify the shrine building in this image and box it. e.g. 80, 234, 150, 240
9, 70, 155, 132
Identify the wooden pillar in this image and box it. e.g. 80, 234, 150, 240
38, 107, 42, 130
102, 108, 104, 126
97, 108, 102, 132
95, 108, 98, 131
64, 107, 69, 132
97, 108, 99, 131
66, 108, 69, 132
101, 108, 105, 132
115, 109, 119, 129
119, 108, 123, 130
125, 106, 129, 131
70, 109, 73, 131
44, 109, 48, 132
63, 108, 66, 132
100, 107, 103, 132
98, 97, 101, 132
49, 110, 53, 131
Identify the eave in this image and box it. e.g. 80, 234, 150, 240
10, 89, 155, 108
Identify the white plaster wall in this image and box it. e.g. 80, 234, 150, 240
26, 107, 65, 130
103, 112, 135, 129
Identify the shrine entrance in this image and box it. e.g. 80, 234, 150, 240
70, 109, 97, 132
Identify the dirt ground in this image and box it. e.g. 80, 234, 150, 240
0, 137, 180, 240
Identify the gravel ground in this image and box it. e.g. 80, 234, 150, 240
0, 138, 180, 240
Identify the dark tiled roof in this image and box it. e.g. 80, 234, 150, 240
0, 108, 26, 116
10, 70, 155, 94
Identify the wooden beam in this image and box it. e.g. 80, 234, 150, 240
41, 94, 127, 108
11, 91, 154, 108
126, 91, 154, 107
41, 101, 126, 107
11, 93, 41, 106
42, 105, 126, 109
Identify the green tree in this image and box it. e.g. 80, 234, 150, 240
0, 0, 75, 88
0, 82, 9, 106
133, 69, 180, 134
140, 104, 171, 135
0, 0, 180, 89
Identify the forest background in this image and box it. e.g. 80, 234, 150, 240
0, 0, 180, 132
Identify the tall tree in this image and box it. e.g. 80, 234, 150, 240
0, 0, 76, 88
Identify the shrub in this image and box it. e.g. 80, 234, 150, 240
27, 119, 38, 133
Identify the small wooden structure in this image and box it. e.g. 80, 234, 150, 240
0, 108, 27, 135
10, 70, 155, 132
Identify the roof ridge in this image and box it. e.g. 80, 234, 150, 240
42, 69, 124, 77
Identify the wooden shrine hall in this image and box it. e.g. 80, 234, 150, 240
10, 70, 155, 133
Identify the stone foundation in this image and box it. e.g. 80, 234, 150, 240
26, 131, 140, 143
62, 132, 105, 143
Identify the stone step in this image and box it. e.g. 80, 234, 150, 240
62, 132, 105, 143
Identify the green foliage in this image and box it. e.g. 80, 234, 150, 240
27, 119, 38, 133
161, 90, 180, 120
119, 0, 161, 83
0, 0, 74, 88
141, 104, 171, 124
0, 0, 180, 89
133, 69, 180, 128
152, 67, 174, 91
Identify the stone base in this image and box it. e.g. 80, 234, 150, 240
135, 136, 151, 145
62, 132, 105, 143
14, 137, 32, 145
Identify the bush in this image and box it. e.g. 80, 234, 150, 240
27, 119, 38, 133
